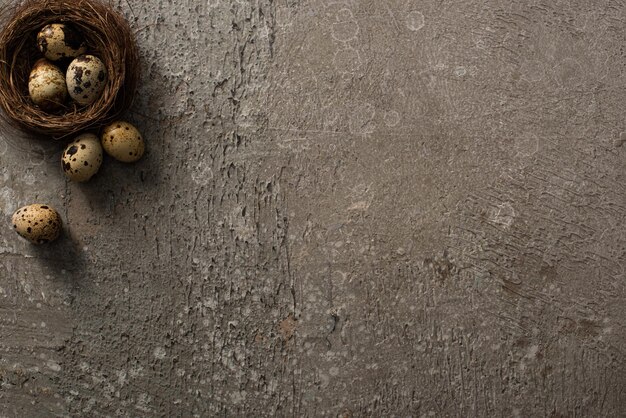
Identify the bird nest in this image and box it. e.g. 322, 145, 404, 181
0, 0, 139, 138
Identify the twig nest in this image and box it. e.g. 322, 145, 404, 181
0, 0, 139, 138
12, 204, 62, 244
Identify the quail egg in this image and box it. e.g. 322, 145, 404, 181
28, 58, 68, 111
62, 133, 103, 182
101, 121, 145, 162
66, 55, 107, 106
11, 204, 62, 244
37, 23, 87, 61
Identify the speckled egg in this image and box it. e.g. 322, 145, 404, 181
11, 204, 62, 244
37, 23, 87, 61
101, 121, 145, 163
28, 58, 68, 111
66, 55, 107, 106
62, 133, 103, 182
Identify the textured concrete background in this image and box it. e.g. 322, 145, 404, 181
1, 0, 625, 416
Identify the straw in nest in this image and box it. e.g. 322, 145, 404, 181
0, 0, 139, 138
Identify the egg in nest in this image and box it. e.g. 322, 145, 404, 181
28, 58, 68, 111
66, 55, 107, 106
37, 23, 87, 61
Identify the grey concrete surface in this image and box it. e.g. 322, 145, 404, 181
1, 0, 625, 416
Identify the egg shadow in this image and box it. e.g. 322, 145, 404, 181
30, 226, 87, 288
77, 142, 159, 214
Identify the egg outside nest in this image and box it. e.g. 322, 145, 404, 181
62, 133, 103, 182
101, 121, 145, 163
12, 204, 62, 244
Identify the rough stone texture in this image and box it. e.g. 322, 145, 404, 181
1, 0, 625, 416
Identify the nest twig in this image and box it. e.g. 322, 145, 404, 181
0, 0, 139, 138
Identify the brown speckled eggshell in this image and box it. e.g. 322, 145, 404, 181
101, 121, 145, 163
37, 23, 87, 61
11, 204, 62, 245
62, 133, 103, 182
28, 59, 68, 111
66, 55, 107, 106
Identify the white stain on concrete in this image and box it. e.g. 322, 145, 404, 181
191, 162, 214, 186
405, 11, 425, 31
349, 103, 376, 135
153, 346, 167, 360
0, 186, 18, 216
331, 9, 359, 42
489, 202, 516, 228
333, 46, 362, 74
46, 360, 62, 372
383, 110, 401, 127
514, 133, 539, 158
